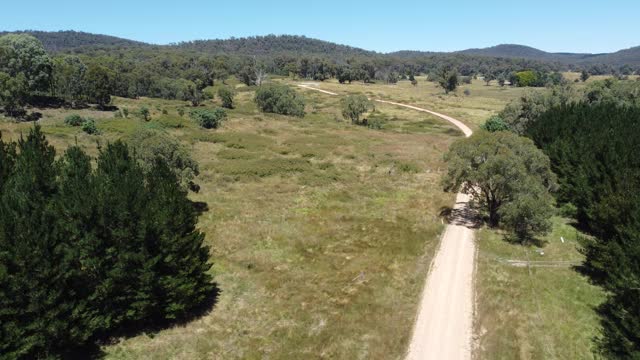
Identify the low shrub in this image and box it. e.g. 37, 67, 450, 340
64, 114, 84, 126
190, 108, 227, 129
81, 118, 99, 135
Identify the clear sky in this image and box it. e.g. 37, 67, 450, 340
3, 0, 639, 53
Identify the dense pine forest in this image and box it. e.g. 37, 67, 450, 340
525, 104, 640, 358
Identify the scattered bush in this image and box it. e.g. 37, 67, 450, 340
463, 88, 471, 96
190, 108, 227, 129
122, 107, 129, 118
254, 84, 305, 117
64, 114, 84, 126
139, 106, 150, 121
366, 118, 385, 130
481, 116, 509, 132
218, 87, 235, 109
341, 94, 372, 124
81, 118, 99, 135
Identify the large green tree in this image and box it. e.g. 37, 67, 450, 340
442, 131, 556, 235
0, 34, 52, 93
85, 64, 113, 108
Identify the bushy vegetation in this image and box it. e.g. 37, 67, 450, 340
443, 131, 557, 240
64, 114, 84, 126
341, 94, 372, 124
65, 113, 99, 134
190, 108, 227, 129
217, 86, 235, 109
254, 84, 305, 117
80, 118, 99, 134
480, 116, 509, 132
0, 126, 214, 359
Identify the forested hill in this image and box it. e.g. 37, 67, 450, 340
174, 35, 376, 58
0, 30, 148, 51
456, 44, 640, 67
3, 30, 640, 68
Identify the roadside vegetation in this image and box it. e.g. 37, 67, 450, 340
470, 73, 640, 358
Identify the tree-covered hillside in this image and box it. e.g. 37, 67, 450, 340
0, 30, 147, 52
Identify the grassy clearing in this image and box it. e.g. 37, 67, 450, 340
474, 217, 604, 359
1, 85, 460, 359
287, 77, 529, 128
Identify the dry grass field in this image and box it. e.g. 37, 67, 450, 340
0, 76, 607, 359
1, 82, 461, 359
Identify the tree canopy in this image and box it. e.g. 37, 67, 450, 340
443, 131, 557, 240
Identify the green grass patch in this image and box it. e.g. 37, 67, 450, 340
475, 217, 604, 359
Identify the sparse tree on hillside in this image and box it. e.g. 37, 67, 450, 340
497, 73, 507, 87
255, 66, 268, 86
581, 70, 590, 82
436, 65, 459, 94
484, 71, 495, 86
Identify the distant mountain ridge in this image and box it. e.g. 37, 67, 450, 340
455, 44, 640, 66
2, 30, 639, 67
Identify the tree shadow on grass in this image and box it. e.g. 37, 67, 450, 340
65, 284, 221, 359
503, 233, 548, 248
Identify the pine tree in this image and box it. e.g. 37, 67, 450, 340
0, 125, 73, 358
91, 141, 150, 329
144, 159, 213, 320
54, 146, 103, 346
0, 132, 16, 191
0, 129, 216, 358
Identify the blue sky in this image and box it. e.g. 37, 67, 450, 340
3, 0, 639, 53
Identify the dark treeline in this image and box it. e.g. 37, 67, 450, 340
525, 104, 640, 358
0, 126, 215, 359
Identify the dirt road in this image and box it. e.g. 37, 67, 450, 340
297, 83, 475, 360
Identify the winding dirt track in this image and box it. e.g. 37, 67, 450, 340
298, 83, 476, 360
